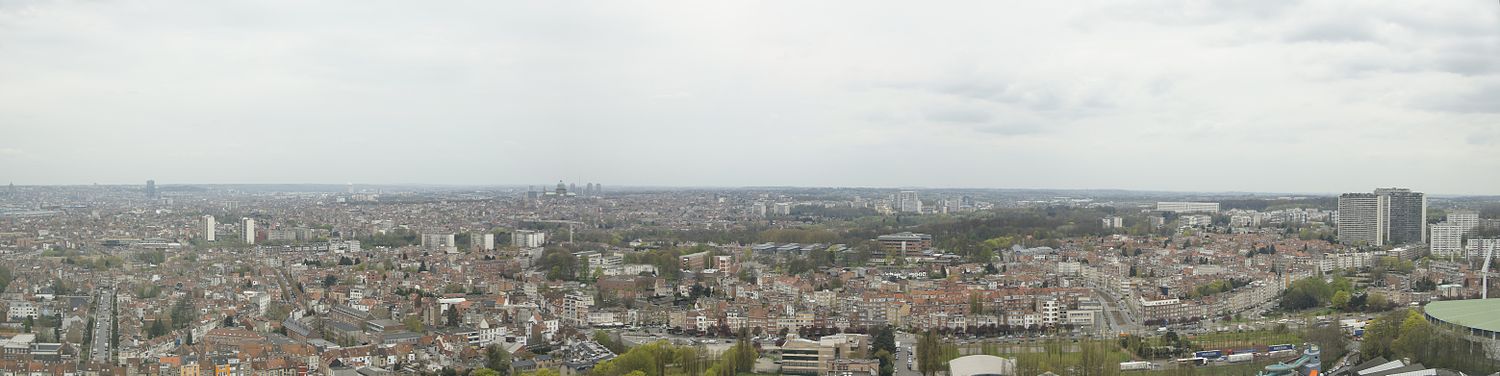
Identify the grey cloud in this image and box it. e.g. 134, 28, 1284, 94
1419, 83, 1500, 114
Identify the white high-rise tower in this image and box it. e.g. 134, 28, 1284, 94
242, 218, 256, 245
201, 215, 216, 242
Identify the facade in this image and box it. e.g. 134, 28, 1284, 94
202, 215, 216, 242
512, 230, 547, 248
896, 191, 922, 213
876, 232, 932, 257
1337, 193, 1384, 246
421, 233, 456, 252
242, 218, 256, 245
1155, 202, 1219, 214
1430, 223, 1466, 258
678, 251, 709, 272
1376, 188, 1426, 244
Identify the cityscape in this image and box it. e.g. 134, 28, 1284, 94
1, 184, 1500, 375
3, 1, 1499, 376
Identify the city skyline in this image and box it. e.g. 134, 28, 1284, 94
2, 1, 1499, 194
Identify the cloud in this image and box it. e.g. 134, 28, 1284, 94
0, 0, 1498, 193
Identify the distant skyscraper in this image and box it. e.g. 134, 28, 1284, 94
201, 215, 216, 242
145, 180, 158, 199
1337, 188, 1426, 246
896, 191, 922, 213
569, 183, 577, 195
242, 218, 256, 245
1375, 188, 1426, 244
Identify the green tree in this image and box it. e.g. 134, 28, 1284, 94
484, 345, 512, 375
917, 330, 942, 376
1331, 291, 1351, 311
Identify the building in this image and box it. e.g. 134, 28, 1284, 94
948, 355, 1016, 376
678, 251, 708, 272
1338, 188, 1427, 246
1376, 188, 1426, 244
421, 233, 456, 252
1422, 298, 1500, 357
779, 334, 869, 376
471, 233, 495, 251
145, 179, 157, 199
513, 230, 547, 248
1156, 202, 1219, 214
1430, 223, 1466, 258
201, 215, 216, 242
241, 218, 255, 245
1101, 216, 1123, 229
1337, 193, 1385, 246
877, 232, 932, 257
897, 191, 922, 213
1449, 210, 1481, 232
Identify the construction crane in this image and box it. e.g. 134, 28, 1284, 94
1484, 245, 1494, 299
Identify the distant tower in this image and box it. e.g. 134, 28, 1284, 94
145, 180, 158, 199
569, 183, 577, 195
201, 215, 217, 242
242, 218, 256, 245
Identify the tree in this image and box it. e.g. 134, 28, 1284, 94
404, 316, 424, 332
472, 369, 501, 376
1331, 291, 1351, 311
917, 330, 942, 376
1393, 309, 1432, 359
1362, 310, 1406, 359
872, 325, 896, 356
1303, 326, 1349, 370
874, 349, 896, 376
447, 306, 461, 327
484, 345, 512, 375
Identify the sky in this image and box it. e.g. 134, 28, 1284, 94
1, 1, 1498, 194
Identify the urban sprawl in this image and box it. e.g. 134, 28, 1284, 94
0, 182, 1498, 376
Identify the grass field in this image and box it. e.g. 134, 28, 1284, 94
1187, 330, 1302, 351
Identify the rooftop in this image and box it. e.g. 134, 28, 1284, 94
1423, 298, 1500, 333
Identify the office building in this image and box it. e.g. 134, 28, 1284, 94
1376, 188, 1426, 244
896, 191, 922, 213
145, 180, 157, 199
201, 215, 216, 242
877, 232, 932, 257
1337, 193, 1385, 245
1156, 202, 1219, 213
241, 218, 255, 245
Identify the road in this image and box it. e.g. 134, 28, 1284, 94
90, 288, 114, 362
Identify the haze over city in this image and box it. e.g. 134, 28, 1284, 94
3, 1, 1499, 194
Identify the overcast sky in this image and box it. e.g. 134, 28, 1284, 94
1, 1, 1497, 194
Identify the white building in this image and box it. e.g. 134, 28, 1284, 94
897, 191, 922, 213
1156, 202, 1219, 214
1101, 216, 1123, 229
242, 218, 255, 245
512, 230, 546, 248
1430, 223, 1466, 258
201, 215, 216, 242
